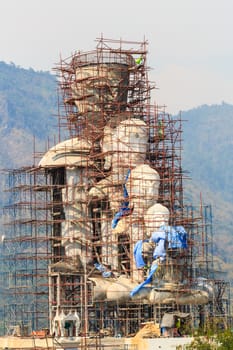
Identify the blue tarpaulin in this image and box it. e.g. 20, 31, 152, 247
130, 263, 158, 297
133, 240, 148, 268
151, 225, 187, 260
130, 225, 188, 296
112, 169, 131, 228
94, 263, 112, 278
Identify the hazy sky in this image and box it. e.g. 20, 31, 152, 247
0, 0, 232, 114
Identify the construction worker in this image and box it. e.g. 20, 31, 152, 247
135, 56, 143, 65
174, 317, 181, 337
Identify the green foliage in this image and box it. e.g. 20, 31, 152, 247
186, 336, 214, 349
185, 326, 233, 349
216, 329, 233, 349
186, 330, 233, 349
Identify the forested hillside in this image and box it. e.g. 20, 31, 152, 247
181, 104, 233, 280
0, 62, 57, 169
182, 103, 233, 203
0, 62, 232, 281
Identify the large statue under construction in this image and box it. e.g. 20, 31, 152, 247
1, 38, 230, 348
38, 38, 213, 341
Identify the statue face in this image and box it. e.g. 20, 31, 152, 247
114, 120, 148, 153
144, 204, 170, 234
126, 165, 160, 216
71, 64, 129, 114
62, 168, 90, 206
129, 177, 160, 199
103, 120, 148, 169
127, 165, 160, 200
150, 213, 169, 230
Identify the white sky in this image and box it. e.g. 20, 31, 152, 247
0, 0, 232, 114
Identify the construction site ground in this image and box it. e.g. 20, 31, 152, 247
0, 335, 194, 350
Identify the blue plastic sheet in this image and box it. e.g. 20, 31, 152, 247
112, 169, 131, 228
94, 263, 112, 278
130, 263, 158, 297
151, 225, 187, 259
133, 240, 147, 268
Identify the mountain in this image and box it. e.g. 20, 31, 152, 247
181, 104, 233, 280
182, 103, 233, 203
0, 62, 232, 281
0, 61, 57, 168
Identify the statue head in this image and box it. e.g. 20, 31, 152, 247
38, 137, 92, 168
70, 52, 134, 115
126, 164, 160, 216
144, 203, 170, 236
102, 118, 148, 170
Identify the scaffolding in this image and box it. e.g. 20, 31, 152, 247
0, 37, 231, 344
